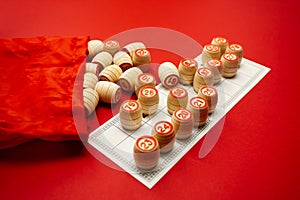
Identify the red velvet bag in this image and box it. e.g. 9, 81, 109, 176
0, 36, 89, 149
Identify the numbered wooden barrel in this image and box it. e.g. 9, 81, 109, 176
193, 67, 214, 93
152, 121, 175, 153
132, 48, 151, 72
187, 96, 209, 127
204, 58, 223, 84
167, 87, 188, 115
201, 44, 221, 64
119, 100, 142, 131
225, 44, 244, 65
158, 62, 179, 88
211, 37, 229, 55
198, 85, 218, 113
221, 52, 239, 78
123, 42, 146, 57
134, 135, 160, 170
172, 108, 194, 139
103, 40, 120, 56
178, 58, 198, 85
138, 85, 159, 115
135, 73, 156, 96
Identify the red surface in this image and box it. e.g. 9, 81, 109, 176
0, 0, 299, 199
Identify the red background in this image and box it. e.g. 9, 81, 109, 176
0, 0, 299, 199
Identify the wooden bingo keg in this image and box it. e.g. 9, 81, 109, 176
158, 62, 179, 89
187, 96, 209, 127
138, 85, 159, 115
134, 135, 160, 170
119, 100, 142, 131
172, 108, 194, 139
178, 58, 198, 85
152, 121, 175, 153
167, 87, 188, 115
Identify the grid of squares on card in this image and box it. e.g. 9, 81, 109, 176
88, 57, 270, 188
89, 82, 213, 170
193, 55, 264, 108
92, 89, 195, 156
89, 106, 214, 171
90, 58, 267, 166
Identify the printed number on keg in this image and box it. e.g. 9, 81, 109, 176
177, 110, 189, 120
202, 88, 214, 96
140, 139, 153, 150
137, 49, 147, 56
141, 74, 150, 82
231, 44, 241, 50
167, 76, 177, 85
106, 41, 117, 47
143, 89, 154, 96
216, 38, 226, 43
183, 59, 196, 67
157, 123, 170, 133
200, 69, 210, 76
225, 53, 237, 60
124, 102, 137, 111
173, 88, 184, 97
193, 99, 205, 107
209, 59, 220, 66
207, 45, 218, 51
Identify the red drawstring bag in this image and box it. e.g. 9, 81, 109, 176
0, 36, 89, 149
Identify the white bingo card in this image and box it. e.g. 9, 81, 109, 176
88, 54, 270, 188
